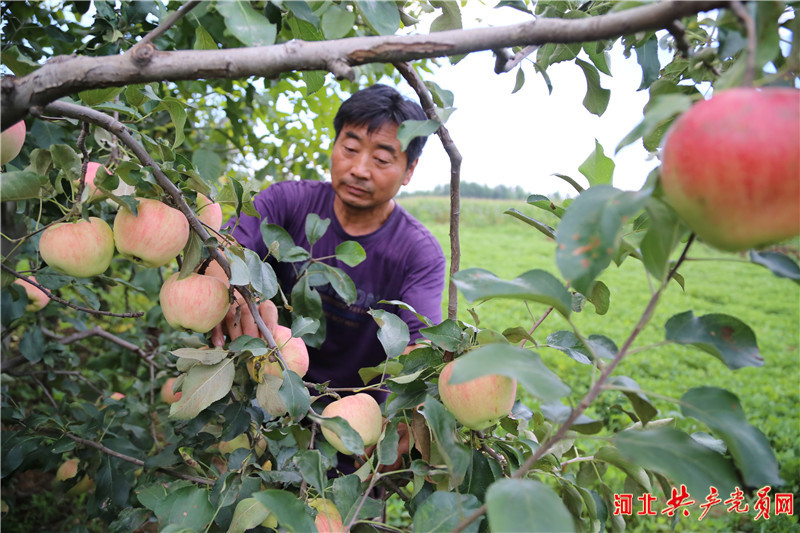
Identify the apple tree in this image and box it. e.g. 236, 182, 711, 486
2, 1, 799, 532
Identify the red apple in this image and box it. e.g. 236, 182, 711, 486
13, 276, 50, 311
109, 392, 125, 401
320, 393, 383, 455
661, 87, 800, 251
39, 217, 115, 277
438, 360, 517, 430
1, 120, 26, 165
197, 193, 223, 233
309, 498, 345, 533
78, 162, 111, 201
159, 272, 230, 333
161, 377, 182, 404
113, 198, 190, 267
260, 324, 309, 378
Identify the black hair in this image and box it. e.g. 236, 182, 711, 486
333, 84, 429, 168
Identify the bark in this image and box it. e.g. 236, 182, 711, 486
1, 1, 726, 129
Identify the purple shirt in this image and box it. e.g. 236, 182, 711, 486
230, 180, 445, 391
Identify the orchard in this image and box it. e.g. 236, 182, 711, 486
1, 2, 799, 533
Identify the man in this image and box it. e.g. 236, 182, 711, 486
213, 84, 445, 400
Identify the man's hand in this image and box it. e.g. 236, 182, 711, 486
211, 294, 278, 347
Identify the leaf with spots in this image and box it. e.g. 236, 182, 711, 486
664, 311, 763, 369
555, 185, 650, 294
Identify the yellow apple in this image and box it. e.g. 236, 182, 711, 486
1, 120, 26, 165
39, 217, 115, 277
159, 272, 230, 333
113, 198, 190, 268
320, 393, 383, 455
13, 276, 49, 311
437, 360, 517, 430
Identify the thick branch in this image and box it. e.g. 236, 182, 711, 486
2, 1, 726, 129
393, 62, 463, 321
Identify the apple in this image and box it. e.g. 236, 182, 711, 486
196, 193, 223, 233
320, 393, 383, 455
39, 217, 115, 277
1, 120, 26, 165
113, 198, 190, 268
218, 432, 266, 456
437, 360, 517, 430
661, 87, 800, 251
161, 377, 182, 404
260, 324, 309, 379
13, 277, 49, 311
65, 474, 95, 497
159, 272, 230, 333
109, 392, 125, 401
56, 458, 79, 482
202, 259, 229, 287
309, 498, 344, 533
78, 162, 111, 201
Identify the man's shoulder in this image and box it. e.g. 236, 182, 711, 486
259, 179, 331, 198
391, 205, 444, 257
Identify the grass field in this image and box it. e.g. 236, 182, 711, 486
398, 195, 800, 530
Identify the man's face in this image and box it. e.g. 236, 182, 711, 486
330, 122, 417, 210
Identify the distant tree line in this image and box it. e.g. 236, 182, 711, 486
401, 182, 531, 199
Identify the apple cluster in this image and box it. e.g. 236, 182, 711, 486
32, 181, 229, 334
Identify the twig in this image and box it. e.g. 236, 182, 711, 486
730, 0, 757, 86
41, 428, 213, 486
32, 374, 58, 408
452, 236, 696, 533
132, 0, 202, 50
42, 325, 160, 368
665, 20, 691, 57
3, 265, 145, 318
74, 122, 90, 205
494, 45, 540, 73
393, 61, 463, 320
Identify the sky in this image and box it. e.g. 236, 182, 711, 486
402, 3, 666, 197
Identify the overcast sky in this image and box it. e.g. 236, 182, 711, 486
404, 3, 665, 197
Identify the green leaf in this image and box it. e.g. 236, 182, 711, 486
448, 344, 570, 402
578, 139, 614, 186
169, 358, 235, 420
420, 395, 471, 487
251, 490, 317, 532
588, 280, 610, 315
193, 24, 217, 50
664, 311, 763, 369
634, 37, 660, 90
226, 498, 272, 533
355, 0, 400, 35
512, 67, 525, 94
575, 59, 610, 116
452, 268, 572, 318
156, 97, 187, 148
321, 4, 356, 39
526, 194, 567, 218
191, 149, 223, 184
225, 248, 250, 286
244, 249, 278, 299
420, 319, 467, 352
320, 264, 357, 305
503, 208, 555, 239
304, 213, 330, 247
616, 93, 693, 153
335, 240, 366, 267
397, 119, 440, 152
681, 387, 782, 488
292, 450, 327, 494
607, 375, 658, 425
78, 87, 124, 107
486, 479, 575, 533
371, 309, 410, 358
640, 197, 687, 282
594, 446, 652, 492
178, 231, 203, 280
0, 171, 49, 201
261, 223, 298, 261
555, 186, 649, 295
413, 492, 482, 533
377, 417, 401, 466
154, 485, 216, 531
278, 369, 310, 421
216, 0, 277, 46
318, 414, 365, 456
169, 348, 229, 365
750, 250, 800, 284
430, 1, 462, 32
546, 331, 617, 365
614, 427, 739, 499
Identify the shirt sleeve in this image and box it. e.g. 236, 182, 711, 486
398, 235, 446, 343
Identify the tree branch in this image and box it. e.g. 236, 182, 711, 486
41, 325, 161, 368
1, 1, 727, 129
132, 0, 202, 50
393, 62, 463, 321
2, 265, 145, 318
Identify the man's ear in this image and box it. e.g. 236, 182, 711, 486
402, 159, 419, 186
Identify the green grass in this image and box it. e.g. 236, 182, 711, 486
399, 195, 800, 530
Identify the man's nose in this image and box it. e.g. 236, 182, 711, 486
350, 153, 371, 179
